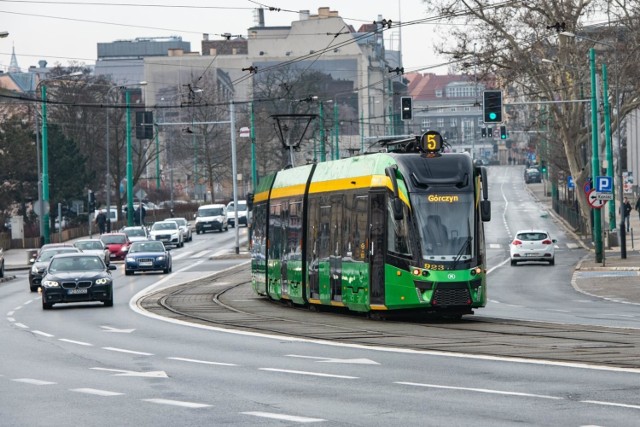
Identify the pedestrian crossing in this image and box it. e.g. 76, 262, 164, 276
488, 242, 580, 250
171, 249, 230, 260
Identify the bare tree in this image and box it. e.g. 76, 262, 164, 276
423, 0, 640, 228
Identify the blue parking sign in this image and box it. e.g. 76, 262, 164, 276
595, 176, 613, 192
567, 176, 575, 189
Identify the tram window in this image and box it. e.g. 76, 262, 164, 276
319, 198, 331, 259
289, 200, 303, 258
345, 194, 368, 260
387, 198, 412, 256
331, 196, 344, 257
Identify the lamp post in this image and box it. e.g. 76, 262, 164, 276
561, 31, 625, 258
37, 72, 82, 244
122, 82, 147, 226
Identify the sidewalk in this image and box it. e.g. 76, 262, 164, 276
528, 181, 640, 305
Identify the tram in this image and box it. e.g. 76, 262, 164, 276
250, 131, 491, 317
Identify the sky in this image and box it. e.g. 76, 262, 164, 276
0, 0, 448, 75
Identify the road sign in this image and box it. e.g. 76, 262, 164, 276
587, 190, 606, 208
583, 180, 591, 194
595, 176, 613, 192
567, 176, 575, 189
239, 127, 250, 138
595, 192, 613, 201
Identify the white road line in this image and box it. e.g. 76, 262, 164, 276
7, 317, 15, 322
193, 250, 212, 258
59, 338, 93, 346
241, 411, 325, 423
170, 251, 193, 260
259, 368, 358, 379
395, 382, 562, 400
566, 243, 579, 249
489, 243, 502, 249
142, 398, 211, 408
12, 378, 56, 385
32, 330, 54, 338
23, 300, 33, 305
14, 306, 23, 310
7, 311, 14, 316
167, 357, 237, 366
70, 388, 124, 397
102, 347, 153, 356
581, 400, 640, 410
14, 323, 28, 329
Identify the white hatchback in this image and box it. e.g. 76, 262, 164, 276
510, 230, 557, 266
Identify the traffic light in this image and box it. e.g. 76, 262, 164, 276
400, 96, 412, 120
88, 190, 96, 212
500, 125, 507, 139
487, 127, 493, 138
135, 111, 154, 140
540, 160, 547, 174
481, 128, 487, 138
483, 90, 503, 123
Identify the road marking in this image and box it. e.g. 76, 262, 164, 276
567, 243, 579, 249
170, 251, 193, 260
7, 317, 15, 322
142, 398, 210, 408
59, 338, 93, 346
7, 311, 14, 316
91, 367, 168, 378
12, 378, 56, 385
102, 347, 153, 356
70, 388, 124, 397
100, 325, 135, 333
14, 322, 28, 329
241, 411, 325, 423
581, 400, 640, 410
168, 357, 237, 366
23, 300, 33, 305
489, 243, 502, 249
193, 250, 212, 258
395, 382, 562, 400
286, 354, 379, 365
259, 368, 358, 379
32, 330, 54, 338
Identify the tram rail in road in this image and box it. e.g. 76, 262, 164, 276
138, 263, 640, 371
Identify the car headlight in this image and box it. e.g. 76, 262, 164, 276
121, 246, 129, 252
31, 265, 39, 274
125, 256, 135, 262
42, 280, 59, 287
95, 278, 110, 285
157, 256, 165, 261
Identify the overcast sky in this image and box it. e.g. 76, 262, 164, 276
0, 0, 448, 74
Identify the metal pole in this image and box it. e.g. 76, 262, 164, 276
615, 49, 626, 258
602, 64, 615, 231
334, 101, 339, 160
126, 90, 134, 226
41, 84, 50, 244
33, 106, 44, 242
230, 101, 240, 254
319, 103, 326, 162
590, 48, 603, 263
250, 102, 257, 190
105, 92, 112, 232
155, 124, 160, 189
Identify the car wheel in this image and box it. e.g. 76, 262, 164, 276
549, 258, 555, 266
163, 267, 170, 274
30, 285, 38, 292
510, 259, 517, 266
0, 260, 4, 278
125, 269, 133, 276
104, 297, 113, 307
42, 300, 53, 310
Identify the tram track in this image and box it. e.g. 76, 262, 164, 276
138, 264, 640, 370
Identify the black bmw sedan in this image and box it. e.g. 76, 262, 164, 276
40, 253, 117, 310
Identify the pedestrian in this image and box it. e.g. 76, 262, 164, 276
622, 197, 632, 232
95, 211, 107, 234
635, 196, 640, 221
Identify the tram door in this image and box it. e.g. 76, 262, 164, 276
369, 192, 386, 305
329, 195, 343, 301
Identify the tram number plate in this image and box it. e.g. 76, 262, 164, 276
68, 289, 88, 295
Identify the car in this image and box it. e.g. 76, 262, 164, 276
510, 229, 557, 266
124, 240, 173, 275
121, 226, 150, 243
195, 204, 228, 234
29, 243, 75, 264
99, 233, 132, 261
29, 246, 83, 291
168, 217, 192, 242
149, 221, 184, 248
40, 253, 117, 309
73, 239, 111, 265
226, 200, 249, 227
524, 168, 542, 183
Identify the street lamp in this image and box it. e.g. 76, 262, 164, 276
37, 71, 82, 244
561, 31, 625, 258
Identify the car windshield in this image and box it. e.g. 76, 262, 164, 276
124, 228, 146, 237
517, 232, 549, 241
199, 208, 223, 216
129, 241, 165, 253
101, 235, 126, 244
152, 222, 177, 230
37, 248, 78, 262
172, 219, 187, 227
74, 241, 103, 250
49, 256, 104, 272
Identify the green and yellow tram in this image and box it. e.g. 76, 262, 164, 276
250, 131, 491, 317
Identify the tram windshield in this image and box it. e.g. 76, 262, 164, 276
412, 192, 475, 261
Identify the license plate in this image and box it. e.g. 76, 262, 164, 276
140, 262, 152, 266
526, 253, 539, 257
203, 224, 211, 228
68, 288, 88, 294
110, 253, 116, 258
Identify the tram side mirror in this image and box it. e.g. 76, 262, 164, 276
392, 197, 404, 221
481, 200, 491, 222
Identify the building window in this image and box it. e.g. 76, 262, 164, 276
437, 118, 444, 128
450, 118, 457, 127
422, 119, 431, 129
435, 90, 442, 98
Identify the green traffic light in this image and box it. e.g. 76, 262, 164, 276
489, 112, 497, 120
501, 134, 506, 139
